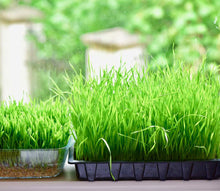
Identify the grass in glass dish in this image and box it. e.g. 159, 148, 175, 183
0, 99, 71, 179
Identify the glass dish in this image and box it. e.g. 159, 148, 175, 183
0, 138, 74, 179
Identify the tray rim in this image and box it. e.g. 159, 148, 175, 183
69, 159, 220, 164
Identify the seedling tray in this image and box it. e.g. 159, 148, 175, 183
0, 138, 74, 179
69, 158, 220, 181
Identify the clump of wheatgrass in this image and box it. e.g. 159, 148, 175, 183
0, 99, 70, 149
61, 63, 220, 162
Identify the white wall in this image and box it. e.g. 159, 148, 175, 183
0, 22, 30, 102
86, 46, 146, 79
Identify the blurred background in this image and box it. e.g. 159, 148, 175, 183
0, 0, 219, 101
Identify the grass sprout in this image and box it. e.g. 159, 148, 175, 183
61, 64, 220, 161
0, 99, 70, 149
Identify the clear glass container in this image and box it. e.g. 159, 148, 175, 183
0, 146, 68, 179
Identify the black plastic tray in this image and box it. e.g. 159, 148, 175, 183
68, 143, 220, 181
69, 158, 220, 181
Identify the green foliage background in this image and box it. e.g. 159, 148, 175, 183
1, 0, 220, 99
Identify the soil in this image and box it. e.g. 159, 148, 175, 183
0, 165, 60, 178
